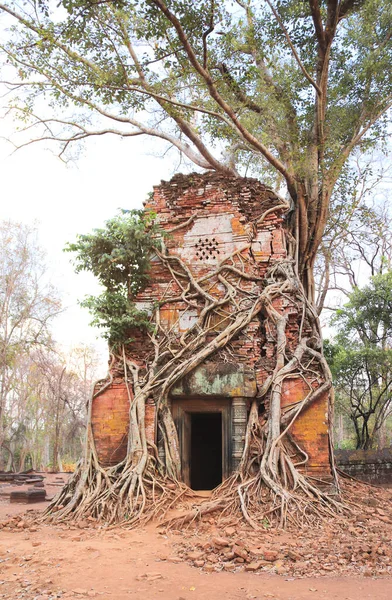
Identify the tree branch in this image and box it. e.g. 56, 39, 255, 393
308, 0, 326, 51
265, 0, 322, 95
150, 0, 294, 185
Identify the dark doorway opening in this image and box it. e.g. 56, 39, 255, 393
190, 412, 222, 490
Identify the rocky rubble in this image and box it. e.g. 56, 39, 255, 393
170, 480, 392, 578
0, 480, 391, 600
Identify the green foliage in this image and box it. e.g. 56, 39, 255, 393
329, 271, 392, 449
1, 1, 392, 184
65, 210, 160, 295
333, 271, 392, 347
3, 0, 392, 296
65, 209, 162, 346
335, 436, 357, 451
80, 290, 153, 345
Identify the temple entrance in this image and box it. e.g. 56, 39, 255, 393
190, 412, 222, 490
170, 398, 231, 489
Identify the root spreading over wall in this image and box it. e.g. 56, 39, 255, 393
45, 217, 344, 529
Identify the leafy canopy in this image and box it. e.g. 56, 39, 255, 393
328, 271, 392, 448
1, 1, 391, 184
2, 0, 392, 290
332, 270, 392, 347
65, 209, 162, 345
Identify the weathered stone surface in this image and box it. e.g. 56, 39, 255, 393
187, 551, 204, 561
232, 545, 249, 561
335, 448, 392, 485
190, 560, 202, 568
10, 489, 46, 504
211, 536, 230, 547
245, 561, 262, 571
171, 363, 257, 399
287, 549, 302, 561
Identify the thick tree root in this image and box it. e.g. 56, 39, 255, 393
164, 462, 346, 532
43, 454, 194, 526
44, 234, 343, 529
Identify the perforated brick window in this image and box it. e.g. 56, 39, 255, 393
195, 237, 220, 261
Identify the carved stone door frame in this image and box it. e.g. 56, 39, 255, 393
171, 397, 231, 488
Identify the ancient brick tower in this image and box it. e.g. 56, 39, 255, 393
91, 173, 332, 489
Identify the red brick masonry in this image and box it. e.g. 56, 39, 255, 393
92, 173, 331, 480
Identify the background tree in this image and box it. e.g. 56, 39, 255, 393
315, 156, 392, 313
328, 271, 392, 450
1, 344, 99, 471
0, 220, 61, 465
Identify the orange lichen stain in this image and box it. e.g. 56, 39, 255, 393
229, 386, 243, 398
159, 307, 179, 329
231, 216, 247, 236
91, 384, 130, 467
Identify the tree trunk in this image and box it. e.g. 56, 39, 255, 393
18, 447, 28, 473
376, 421, 387, 450
335, 413, 345, 448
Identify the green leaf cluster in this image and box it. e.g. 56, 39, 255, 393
80, 290, 153, 345
65, 209, 162, 346
2, 0, 392, 183
333, 271, 392, 347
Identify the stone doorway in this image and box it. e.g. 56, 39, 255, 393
190, 412, 222, 490
171, 398, 231, 489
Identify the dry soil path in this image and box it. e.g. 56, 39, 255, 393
0, 519, 392, 600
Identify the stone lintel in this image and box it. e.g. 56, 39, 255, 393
170, 363, 257, 399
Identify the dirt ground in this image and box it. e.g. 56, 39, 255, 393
0, 477, 392, 600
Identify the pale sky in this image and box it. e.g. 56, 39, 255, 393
0, 128, 180, 373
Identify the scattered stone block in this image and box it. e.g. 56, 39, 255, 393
0, 473, 15, 482
245, 561, 262, 571
211, 536, 230, 547
187, 551, 204, 561
232, 544, 248, 561
24, 478, 44, 484
10, 489, 46, 504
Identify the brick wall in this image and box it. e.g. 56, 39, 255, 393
91, 384, 130, 467
92, 173, 331, 479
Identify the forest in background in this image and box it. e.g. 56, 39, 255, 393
0, 221, 101, 472
0, 0, 391, 479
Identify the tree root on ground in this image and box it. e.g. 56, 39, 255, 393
43, 242, 344, 530
163, 461, 347, 532
43, 454, 195, 526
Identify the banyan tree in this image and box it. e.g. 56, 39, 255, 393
49, 172, 341, 528
1, 0, 391, 527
